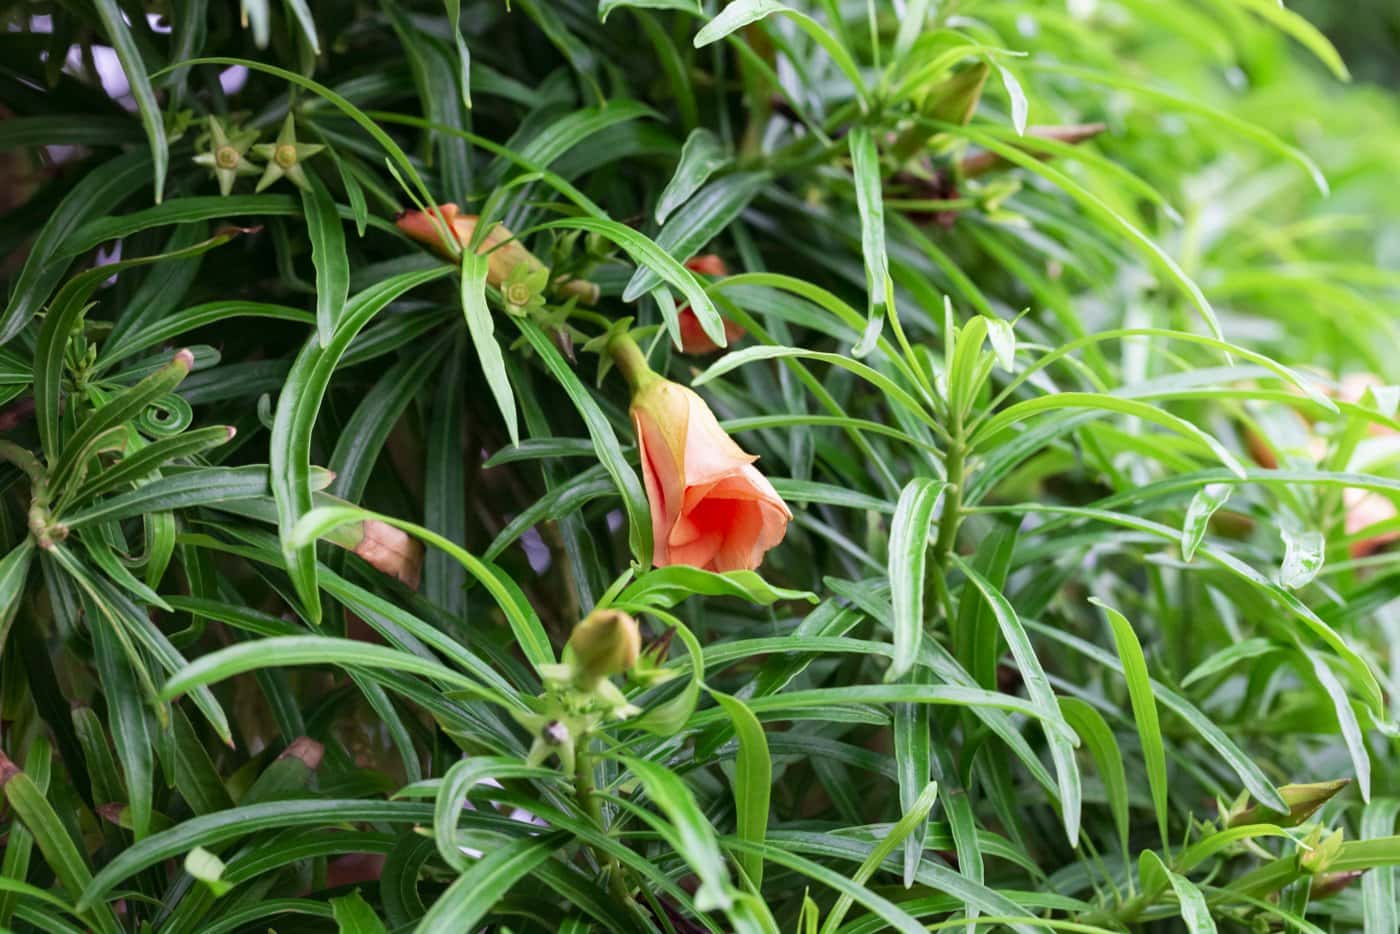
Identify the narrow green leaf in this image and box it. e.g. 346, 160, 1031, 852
1181, 482, 1231, 561
693, 1, 867, 109
848, 127, 892, 356
1181, 638, 1279, 689
1231, 0, 1348, 80
1308, 651, 1371, 801
656, 128, 728, 224
60, 466, 271, 529
0, 539, 35, 653
1060, 697, 1131, 859
1092, 598, 1170, 849
415, 835, 564, 934
78, 799, 435, 909
517, 319, 652, 567
160, 635, 508, 709
1362, 799, 1400, 934
955, 556, 1081, 845
68, 426, 234, 506
709, 691, 772, 889
91, 0, 167, 201
329, 890, 386, 933
90, 613, 156, 841
884, 478, 942, 682
461, 250, 519, 444
818, 782, 938, 934
290, 505, 554, 670
0, 150, 149, 346
622, 172, 768, 325
695, 346, 937, 431
302, 169, 350, 347
0, 739, 50, 927
282, 0, 322, 54
271, 267, 452, 623
532, 216, 724, 351
616, 565, 816, 609
1143, 851, 1216, 933
3, 769, 122, 933
621, 756, 732, 911
893, 670, 931, 887
433, 757, 559, 871
600, 0, 699, 21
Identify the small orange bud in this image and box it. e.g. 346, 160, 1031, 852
352, 520, 424, 589
396, 205, 598, 304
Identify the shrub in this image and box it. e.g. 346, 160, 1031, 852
2, 0, 1399, 930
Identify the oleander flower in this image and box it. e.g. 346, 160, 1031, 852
630, 377, 790, 571
676, 254, 744, 354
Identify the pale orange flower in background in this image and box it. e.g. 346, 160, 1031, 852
676, 254, 744, 354
1335, 374, 1400, 557
1245, 373, 1400, 558
630, 378, 790, 571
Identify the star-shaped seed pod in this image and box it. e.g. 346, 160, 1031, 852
252, 114, 326, 192
192, 116, 260, 196
500, 263, 549, 318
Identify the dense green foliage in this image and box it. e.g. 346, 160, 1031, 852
3, 0, 1400, 930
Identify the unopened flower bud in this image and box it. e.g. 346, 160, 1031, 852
923, 62, 990, 127
396, 204, 598, 304
1312, 869, 1363, 900
1299, 827, 1344, 875
351, 520, 424, 589
567, 609, 641, 684
1226, 779, 1350, 828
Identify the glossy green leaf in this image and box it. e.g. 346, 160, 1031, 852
91, 0, 167, 202
709, 691, 772, 889
884, 478, 942, 682
302, 169, 350, 347
461, 249, 519, 444
1092, 598, 1169, 849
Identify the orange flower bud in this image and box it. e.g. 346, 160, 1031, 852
396, 205, 597, 304
630, 377, 790, 571
676, 254, 744, 354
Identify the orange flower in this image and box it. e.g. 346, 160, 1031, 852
676, 254, 744, 354
396, 204, 597, 304
630, 377, 790, 571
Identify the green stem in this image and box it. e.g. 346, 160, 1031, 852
0, 441, 45, 494
574, 741, 631, 902
607, 333, 657, 394
928, 424, 965, 625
